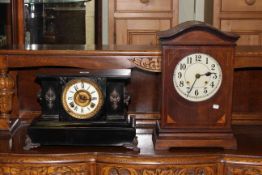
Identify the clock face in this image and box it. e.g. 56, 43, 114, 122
173, 53, 222, 102
62, 79, 104, 119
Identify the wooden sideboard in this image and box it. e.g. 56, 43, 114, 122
1, 124, 262, 175
0, 45, 261, 174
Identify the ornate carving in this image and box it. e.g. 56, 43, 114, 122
0, 69, 15, 118
101, 165, 217, 175
226, 165, 262, 175
45, 88, 56, 109
129, 57, 161, 72
110, 88, 121, 110
0, 164, 90, 175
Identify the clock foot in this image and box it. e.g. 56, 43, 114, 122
23, 135, 40, 151
123, 136, 140, 152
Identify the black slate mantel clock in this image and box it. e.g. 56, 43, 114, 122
153, 21, 239, 150
25, 69, 138, 151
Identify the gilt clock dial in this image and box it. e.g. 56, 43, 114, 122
173, 53, 222, 102
62, 79, 104, 119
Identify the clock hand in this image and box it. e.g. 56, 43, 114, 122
200, 72, 216, 77
187, 73, 201, 97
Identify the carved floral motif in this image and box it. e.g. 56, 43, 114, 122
101, 165, 217, 175
226, 165, 262, 175
0, 164, 90, 175
129, 57, 161, 72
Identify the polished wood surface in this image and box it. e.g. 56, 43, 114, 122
0, 123, 262, 175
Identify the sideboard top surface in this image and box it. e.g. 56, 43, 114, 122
1, 124, 262, 162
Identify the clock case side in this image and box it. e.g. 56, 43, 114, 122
154, 21, 239, 150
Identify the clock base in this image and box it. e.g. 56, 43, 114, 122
153, 127, 237, 150
26, 117, 138, 151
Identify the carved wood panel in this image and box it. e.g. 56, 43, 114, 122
98, 164, 218, 175
0, 163, 93, 175
226, 164, 262, 175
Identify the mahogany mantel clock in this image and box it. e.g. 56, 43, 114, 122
153, 21, 239, 150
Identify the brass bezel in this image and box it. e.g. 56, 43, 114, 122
62, 79, 104, 119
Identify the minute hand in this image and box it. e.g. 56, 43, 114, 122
187, 73, 201, 97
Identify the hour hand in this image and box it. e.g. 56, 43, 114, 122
201, 72, 216, 76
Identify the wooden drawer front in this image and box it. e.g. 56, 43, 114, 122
0, 163, 94, 175
237, 34, 261, 46
221, 20, 262, 45
115, 19, 170, 45
222, 0, 262, 12
97, 163, 219, 175
226, 164, 262, 175
115, 0, 173, 12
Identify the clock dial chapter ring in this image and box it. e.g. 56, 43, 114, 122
62, 79, 104, 120
173, 53, 222, 102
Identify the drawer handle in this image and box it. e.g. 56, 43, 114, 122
245, 0, 256, 6
140, 0, 150, 4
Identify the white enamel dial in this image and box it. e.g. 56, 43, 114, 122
62, 79, 103, 119
173, 53, 222, 102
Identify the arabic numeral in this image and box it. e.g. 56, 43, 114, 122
180, 63, 186, 70
187, 57, 192, 64
204, 87, 208, 94
211, 64, 216, 71
206, 57, 209, 64
178, 72, 182, 79
195, 54, 202, 62
210, 81, 215, 88
179, 81, 184, 87
195, 89, 199, 96
213, 74, 218, 79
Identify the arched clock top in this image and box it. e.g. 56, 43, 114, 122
158, 21, 239, 46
